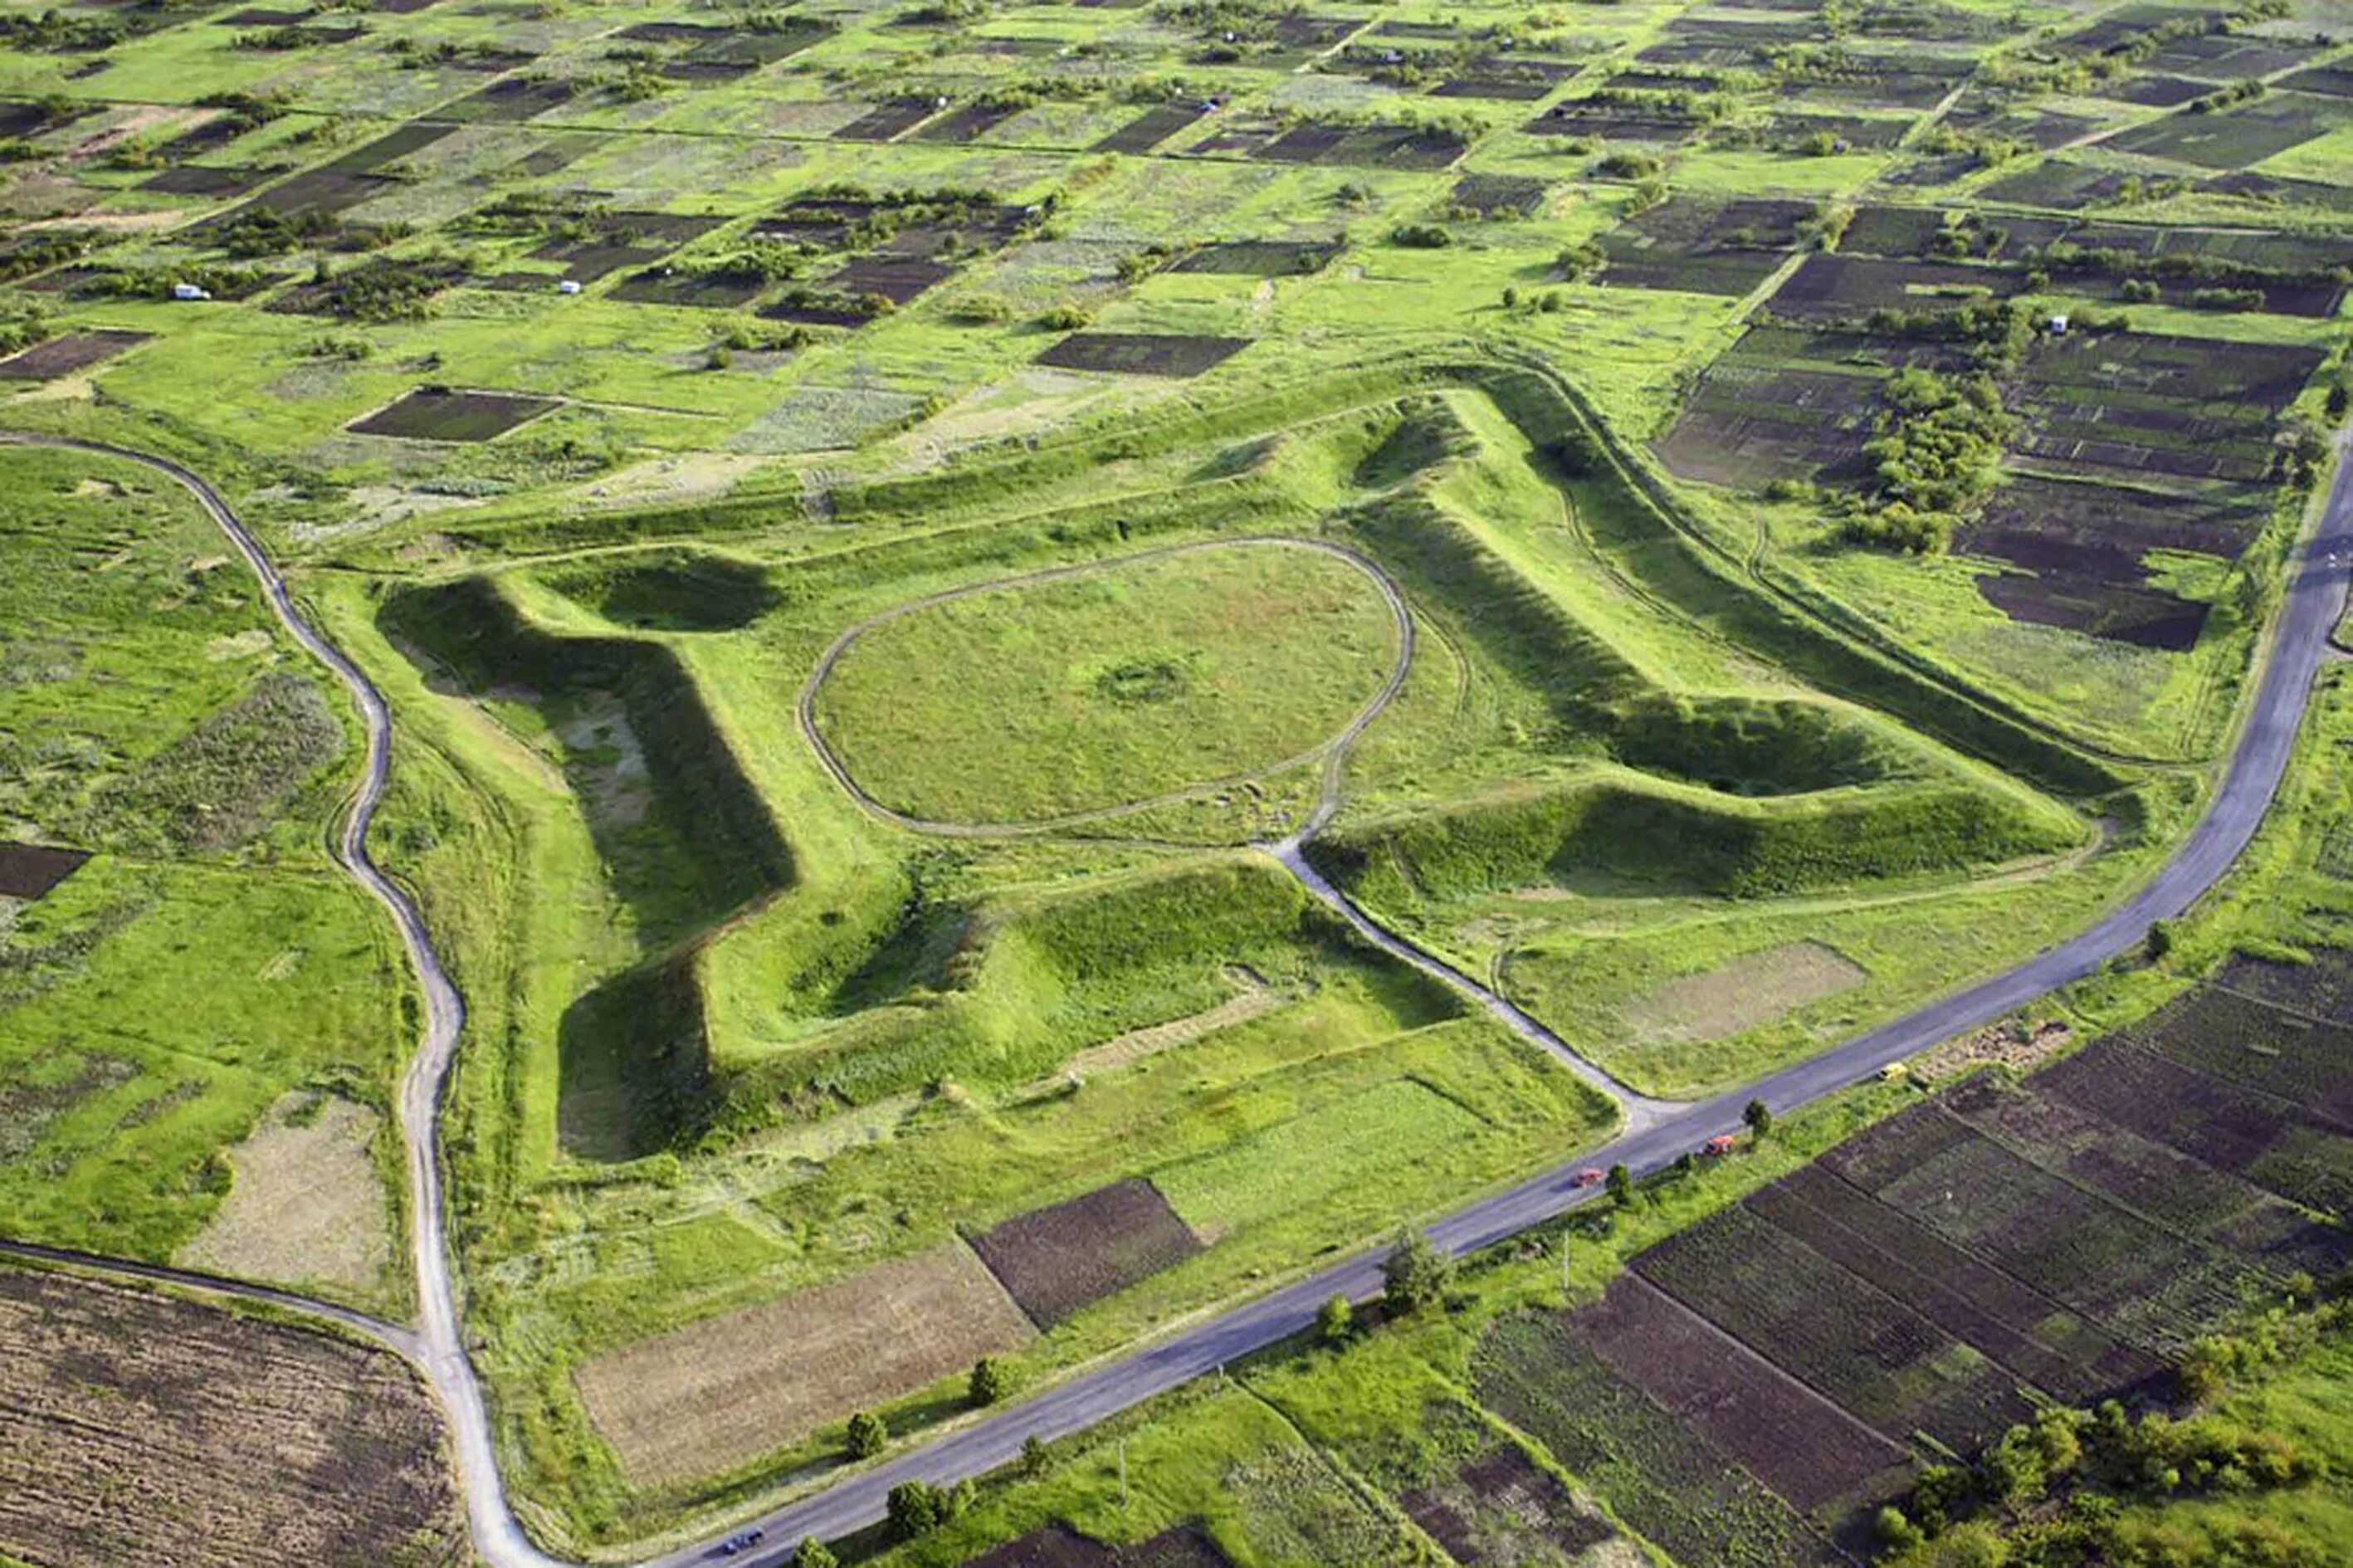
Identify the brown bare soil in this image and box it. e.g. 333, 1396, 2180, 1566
1401, 1443, 1618, 1566
1618, 940, 1866, 1044
1912, 1018, 2073, 1083
0, 842, 90, 900
967, 1522, 1235, 1567
968, 1178, 1204, 1327
1036, 334, 1252, 378
0, 330, 149, 381
178, 1092, 395, 1300
1574, 1274, 1910, 1512
0, 1265, 463, 1568
574, 1242, 1032, 1487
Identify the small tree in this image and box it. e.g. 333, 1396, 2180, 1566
846, 1409, 887, 1459
2146, 919, 2176, 961
1605, 1163, 1633, 1208
969, 1355, 1008, 1407
1381, 1229, 1454, 1315
887, 1479, 949, 1540
793, 1538, 837, 1568
1744, 1098, 1774, 1140
1318, 1292, 1355, 1345
1022, 1434, 1050, 1478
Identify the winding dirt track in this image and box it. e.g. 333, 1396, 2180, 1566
3, 428, 2350, 1568
0, 433, 564, 1568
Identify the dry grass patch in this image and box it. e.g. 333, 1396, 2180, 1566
574, 1242, 1033, 1487
1619, 941, 1867, 1044
1060, 968, 1284, 1082
1913, 1018, 2074, 1083
178, 1092, 394, 1301
0, 1265, 462, 1568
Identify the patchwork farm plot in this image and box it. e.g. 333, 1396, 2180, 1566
1, 0, 2351, 1556
0, 1263, 464, 1568
1466, 958, 2353, 1566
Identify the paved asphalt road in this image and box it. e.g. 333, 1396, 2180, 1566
672, 444, 2353, 1568
6, 430, 2350, 1568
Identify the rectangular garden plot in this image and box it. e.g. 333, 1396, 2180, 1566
0, 843, 90, 899
1168, 241, 1338, 276
348, 388, 559, 442
138, 165, 264, 198
1474, 1312, 1843, 1568
1632, 1204, 2037, 1451
1528, 99, 1712, 142
606, 266, 765, 309
1955, 475, 2263, 652
320, 120, 456, 174
1599, 196, 1814, 296
968, 1178, 1203, 1328
1574, 1273, 1910, 1510
432, 77, 578, 124
2005, 331, 2325, 486
1755, 1164, 2161, 1404
1256, 122, 1466, 169
2217, 948, 2353, 1024
0, 330, 149, 380
834, 99, 945, 143
574, 1243, 1032, 1487
832, 256, 956, 305
1449, 173, 1548, 217
1942, 1075, 2353, 1285
1654, 349, 1886, 490
1431, 76, 1555, 100
1768, 253, 2025, 322
1037, 334, 1250, 378
1866, 1114, 2263, 1348
911, 100, 1027, 144
2037, 1038, 2353, 1217
1091, 102, 1213, 154
2099, 92, 2350, 169
1399, 1444, 1614, 1567
2127, 985, 2353, 1130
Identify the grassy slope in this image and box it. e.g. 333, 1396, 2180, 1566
0, 448, 409, 1310
328, 353, 2214, 1546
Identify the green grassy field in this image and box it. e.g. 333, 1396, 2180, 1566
4, 0, 2352, 1554
809, 540, 1404, 826
0, 447, 408, 1309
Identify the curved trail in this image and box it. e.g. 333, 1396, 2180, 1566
796, 535, 1415, 841
3, 428, 2350, 1568
0, 1238, 419, 1354
664, 438, 2353, 1566
1267, 838, 1677, 1116
0, 433, 564, 1568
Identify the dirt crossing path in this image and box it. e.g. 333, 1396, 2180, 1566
0, 432, 564, 1568
4, 427, 2350, 1568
